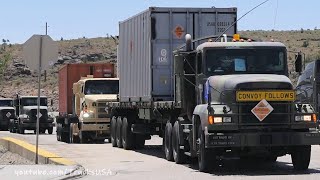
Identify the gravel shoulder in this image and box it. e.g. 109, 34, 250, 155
0, 145, 34, 165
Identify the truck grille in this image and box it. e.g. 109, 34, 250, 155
239, 101, 291, 125
29, 109, 48, 122
96, 101, 110, 119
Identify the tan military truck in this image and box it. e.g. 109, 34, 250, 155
56, 64, 119, 143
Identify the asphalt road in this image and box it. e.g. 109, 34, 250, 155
1, 129, 320, 180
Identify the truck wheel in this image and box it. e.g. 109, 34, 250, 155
198, 125, 216, 172
48, 127, 53, 135
164, 121, 173, 161
291, 145, 311, 170
19, 126, 25, 134
110, 116, 117, 147
122, 117, 134, 150
56, 125, 61, 141
69, 125, 75, 143
69, 124, 79, 143
134, 134, 145, 149
116, 117, 123, 148
172, 121, 186, 164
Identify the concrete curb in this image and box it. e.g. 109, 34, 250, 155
0, 137, 76, 165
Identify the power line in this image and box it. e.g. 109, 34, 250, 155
273, 0, 279, 30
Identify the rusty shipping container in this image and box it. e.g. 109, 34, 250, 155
118, 7, 237, 102
59, 63, 115, 115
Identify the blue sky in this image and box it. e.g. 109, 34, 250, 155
1, 0, 318, 43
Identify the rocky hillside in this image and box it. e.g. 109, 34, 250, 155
0, 37, 118, 111
1, 30, 320, 111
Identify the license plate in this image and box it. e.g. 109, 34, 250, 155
236, 91, 295, 102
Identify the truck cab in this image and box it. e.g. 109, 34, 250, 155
172, 34, 320, 172
57, 77, 119, 143
13, 95, 53, 134
0, 98, 16, 131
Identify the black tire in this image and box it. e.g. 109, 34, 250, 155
69, 124, 75, 143
110, 116, 117, 147
116, 117, 123, 148
61, 131, 69, 143
122, 117, 134, 150
56, 124, 62, 141
79, 131, 87, 144
198, 125, 216, 172
172, 121, 186, 164
291, 145, 311, 170
19, 126, 24, 134
48, 127, 53, 135
135, 134, 145, 149
164, 121, 173, 161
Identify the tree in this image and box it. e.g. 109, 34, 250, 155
0, 52, 11, 80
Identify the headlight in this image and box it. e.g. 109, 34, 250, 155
295, 115, 312, 122
208, 116, 232, 124
83, 113, 90, 118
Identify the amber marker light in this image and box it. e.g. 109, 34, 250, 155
312, 114, 317, 122
208, 115, 214, 125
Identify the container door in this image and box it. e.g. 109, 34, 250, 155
152, 12, 194, 101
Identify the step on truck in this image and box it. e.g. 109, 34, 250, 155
56, 64, 119, 143
0, 98, 16, 131
108, 6, 320, 172
12, 95, 53, 134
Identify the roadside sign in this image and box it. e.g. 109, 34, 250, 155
251, 99, 274, 121
23, 35, 58, 71
23, 34, 58, 165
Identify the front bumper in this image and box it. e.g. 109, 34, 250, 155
205, 131, 320, 148
81, 123, 110, 132
21, 122, 54, 129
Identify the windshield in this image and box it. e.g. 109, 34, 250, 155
21, 98, 47, 106
0, 100, 13, 107
205, 48, 286, 75
84, 80, 119, 95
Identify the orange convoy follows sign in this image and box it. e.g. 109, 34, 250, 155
251, 99, 274, 121
174, 25, 185, 39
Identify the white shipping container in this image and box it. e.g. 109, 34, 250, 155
118, 7, 237, 102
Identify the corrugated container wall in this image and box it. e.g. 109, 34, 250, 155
59, 63, 115, 115
118, 7, 237, 102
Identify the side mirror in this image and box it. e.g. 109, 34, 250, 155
73, 83, 80, 94
295, 53, 303, 73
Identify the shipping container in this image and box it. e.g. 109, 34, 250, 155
118, 7, 237, 102
59, 63, 115, 115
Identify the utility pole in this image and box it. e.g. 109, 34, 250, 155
45, 22, 48, 35
44, 22, 48, 82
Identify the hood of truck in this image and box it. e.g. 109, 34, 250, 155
208, 74, 292, 90
84, 94, 118, 102
0, 107, 15, 111
207, 74, 293, 103
22, 106, 48, 111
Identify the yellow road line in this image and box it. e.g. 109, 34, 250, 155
1, 137, 76, 166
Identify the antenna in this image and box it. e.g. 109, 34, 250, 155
214, 0, 270, 42
273, 0, 279, 30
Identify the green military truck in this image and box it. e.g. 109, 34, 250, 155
108, 7, 320, 172
11, 95, 54, 134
